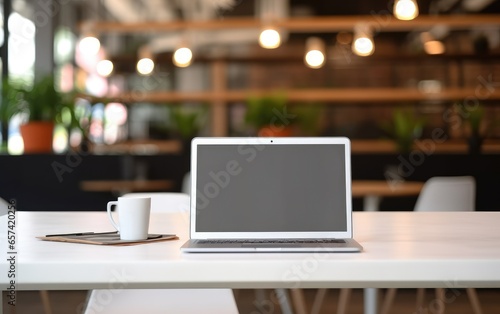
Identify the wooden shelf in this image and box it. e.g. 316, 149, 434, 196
80, 180, 174, 193
86, 139, 500, 155
351, 180, 424, 198
150, 52, 500, 63
83, 87, 500, 104
351, 139, 500, 154
92, 140, 182, 155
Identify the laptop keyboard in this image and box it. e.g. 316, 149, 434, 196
197, 239, 346, 244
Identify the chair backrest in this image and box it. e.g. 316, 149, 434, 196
182, 172, 191, 196
122, 192, 190, 213
414, 176, 476, 212
0, 197, 9, 216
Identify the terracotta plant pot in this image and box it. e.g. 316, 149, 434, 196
258, 125, 294, 137
20, 122, 54, 154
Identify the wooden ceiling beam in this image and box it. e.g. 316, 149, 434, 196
82, 15, 500, 34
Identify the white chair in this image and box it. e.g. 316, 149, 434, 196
83, 192, 239, 314
182, 172, 191, 196
381, 176, 482, 314
413, 176, 476, 212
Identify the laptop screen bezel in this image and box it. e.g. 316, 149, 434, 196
189, 137, 353, 239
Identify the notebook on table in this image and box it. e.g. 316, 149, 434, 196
180, 137, 362, 253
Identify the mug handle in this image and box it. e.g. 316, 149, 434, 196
106, 201, 120, 232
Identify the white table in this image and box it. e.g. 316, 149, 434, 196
2, 211, 500, 313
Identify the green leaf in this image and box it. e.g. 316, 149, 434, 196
385, 108, 424, 153
244, 93, 288, 129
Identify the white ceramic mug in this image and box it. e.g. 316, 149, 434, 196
106, 197, 151, 240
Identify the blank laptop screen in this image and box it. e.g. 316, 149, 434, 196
195, 144, 347, 232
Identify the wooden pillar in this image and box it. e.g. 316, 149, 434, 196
211, 60, 227, 137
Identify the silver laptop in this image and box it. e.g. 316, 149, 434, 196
181, 137, 362, 253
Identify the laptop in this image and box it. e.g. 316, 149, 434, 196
180, 137, 362, 253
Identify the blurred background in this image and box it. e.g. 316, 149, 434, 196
0, 0, 499, 211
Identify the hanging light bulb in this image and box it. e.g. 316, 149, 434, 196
136, 45, 155, 75
424, 41, 445, 54
420, 32, 445, 55
136, 58, 155, 75
352, 25, 374, 57
173, 47, 193, 67
259, 27, 281, 49
78, 35, 101, 55
394, 0, 419, 21
304, 37, 326, 69
96, 59, 114, 77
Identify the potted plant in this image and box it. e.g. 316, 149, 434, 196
293, 102, 323, 136
168, 104, 207, 170
17, 75, 64, 153
383, 108, 424, 154
459, 103, 485, 154
169, 105, 206, 141
245, 93, 295, 137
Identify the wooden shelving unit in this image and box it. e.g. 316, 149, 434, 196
80, 14, 500, 142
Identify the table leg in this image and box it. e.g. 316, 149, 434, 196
363, 195, 380, 314
275, 289, 294, 314
364, 288, 378, 314
364, 195, 381, 212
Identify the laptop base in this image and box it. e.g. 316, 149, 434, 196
181, 238, 363, 253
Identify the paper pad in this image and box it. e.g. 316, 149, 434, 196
38, 231, 178, 246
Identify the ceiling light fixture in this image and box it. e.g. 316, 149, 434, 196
137, 45, 155, 75
394, 0, 419, 21
78, 20, 101, 56
78, 35, 101, 55
304, 37, 326, 69
259, 27, 281, 49
173, 47, 193, 68
420, 32, 446, 55
424, 40, 445, 55
257, 0, 286, 49
136, 58, 155, 75
96, 59, 114, 77
352, 25, 374, 57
